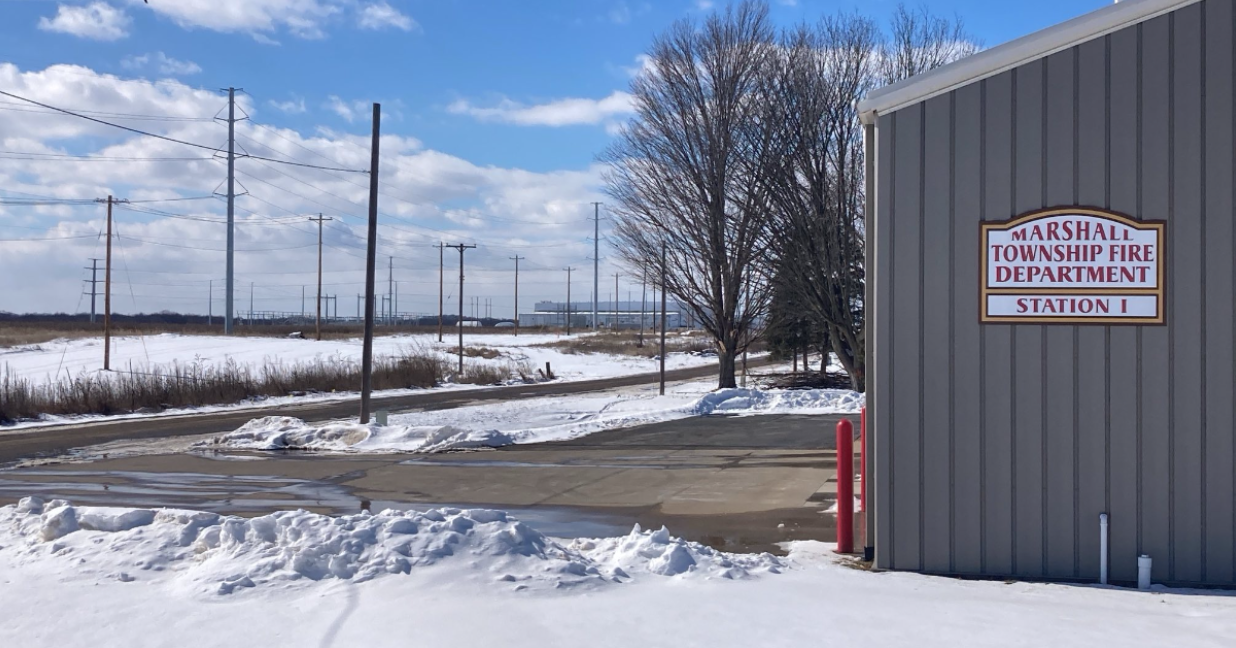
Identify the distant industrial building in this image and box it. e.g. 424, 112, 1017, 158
519, 300, 690, 329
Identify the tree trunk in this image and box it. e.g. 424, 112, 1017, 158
830, 332, 864, 392
717, 347, 738, 389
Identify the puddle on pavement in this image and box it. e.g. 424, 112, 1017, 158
0, 468, 633, 539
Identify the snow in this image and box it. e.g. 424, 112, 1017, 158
1, 332, 715, 387
1, 498, 1234, 647
0, 331, 724, 429
0, 497, 783, 596
195, 383, 865, 453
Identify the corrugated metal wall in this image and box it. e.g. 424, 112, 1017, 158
872, 0, 1236, 586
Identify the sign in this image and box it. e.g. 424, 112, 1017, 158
980, 208, 1165, 324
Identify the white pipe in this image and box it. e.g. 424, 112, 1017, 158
1138, 555, 1152, 591
1099, 513, 1109, 585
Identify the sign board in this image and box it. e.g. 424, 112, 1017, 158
980, 208, 1166, 324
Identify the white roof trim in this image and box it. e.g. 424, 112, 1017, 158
858, 0, 1202, 125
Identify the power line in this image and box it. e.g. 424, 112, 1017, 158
0, 89, 369, 174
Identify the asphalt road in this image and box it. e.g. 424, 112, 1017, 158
0, 360, 764, 466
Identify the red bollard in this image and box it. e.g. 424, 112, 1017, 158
860, 407, 867, 513
836, 418, 854, 554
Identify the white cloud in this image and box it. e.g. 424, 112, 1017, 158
0, 62, 606, 315
357, 1, 416, 31
121, 52, 202, 76
268, 97, 308, 114
325, 95, 363, 122
131, 0, 339, 39
448, 91, 635, 127
128, 0, 419, 40
622, 54, 655, 78
695, 1, 713, 10
38, 2, 131, 41
604, 2, 649, 25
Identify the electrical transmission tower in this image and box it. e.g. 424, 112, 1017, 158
83, 258, 101, 323
309, 214, 333, 340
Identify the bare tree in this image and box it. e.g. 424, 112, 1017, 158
880, 3, 981, 84
759, 14, 878, 391
604, 1, 778, 389
761, 7, 978, 392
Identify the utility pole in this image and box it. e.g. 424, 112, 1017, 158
614, 272, 619, 330
103, 197, 114, 370
83, 258, 101, 323
437, 243, 445, 342
446, 244, 476, 375
639, 266, 647, 346
309, 214, 332, 340
93, 195, 128, 369
660, 242, 667, 396
221, 87, 243, 336
510, 255, 524, 336
387, 256, 394, 326
591, 202, 601, 330
565, 266, 575, 335
357, 294, 362, 319
360, 103, 382, 424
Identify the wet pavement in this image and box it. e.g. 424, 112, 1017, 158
0, 413, 854, 553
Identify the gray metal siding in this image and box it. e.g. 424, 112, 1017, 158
872, 1, 1236, 586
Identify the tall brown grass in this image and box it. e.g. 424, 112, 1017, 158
0, 348, 549, 423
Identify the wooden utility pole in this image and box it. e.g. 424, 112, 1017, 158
591, 202, 601, 330
437, 242, 444, 342
564, 266, 575, 335
94, 195, 128, 370
103, 195, 113, 370
446, 244, 476, 375
360, 103, 381, 424
660, 242, 667, 395
309, 214, 333, 340
510, 255, 524, 336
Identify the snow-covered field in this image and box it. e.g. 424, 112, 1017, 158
1, 331, 716, 387
1, 331, 725, 430
195, 380, 865, 453
1, 497, 1232, 647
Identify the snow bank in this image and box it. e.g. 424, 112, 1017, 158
0, 497, 784, 595
197, 387, 865, 453
692, 388, 865, 416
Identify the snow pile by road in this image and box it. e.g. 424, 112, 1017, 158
195, 386, 864, 453
0, 498, 783, 595
692, 388, 865, 416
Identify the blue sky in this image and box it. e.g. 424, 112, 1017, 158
0, 0, 1118, 316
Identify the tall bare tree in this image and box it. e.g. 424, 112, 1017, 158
759, 14, 878, 391
604, 1, 778, 389
880, 4, 982, 84
761, 7, 978, 392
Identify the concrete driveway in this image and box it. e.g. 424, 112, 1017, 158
0, 412, 856, 552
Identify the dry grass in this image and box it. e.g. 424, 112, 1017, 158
459, 346, 504, 359
0, 344, 548, 423
534, 330, 714, 358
